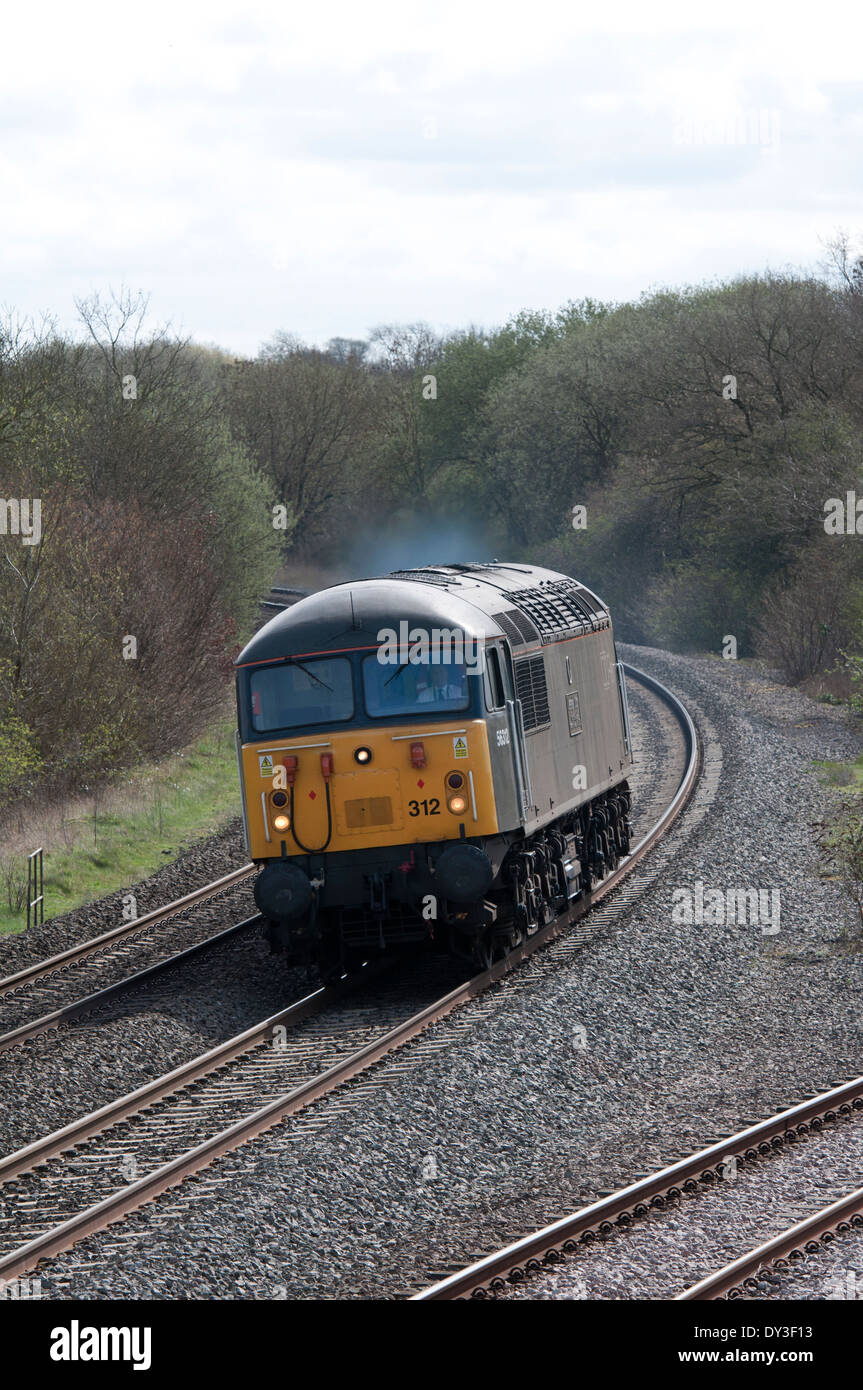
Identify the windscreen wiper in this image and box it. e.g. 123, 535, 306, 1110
383, 661, 409, 688
288, 657, 334, 692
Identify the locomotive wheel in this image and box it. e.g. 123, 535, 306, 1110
317, 930, 350, 986
506, 920, 525, 952
473, 928, 496, 971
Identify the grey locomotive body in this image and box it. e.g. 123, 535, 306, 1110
235, 561, 633, 976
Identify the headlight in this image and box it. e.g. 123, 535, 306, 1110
447, 794, 467, 815
273, 813, 291, 832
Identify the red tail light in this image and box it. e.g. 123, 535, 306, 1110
282, 755, 298, 785
320, 752, 334, 779
410, 741, 426, 769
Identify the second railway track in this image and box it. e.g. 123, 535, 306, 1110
0, 867, 260, 1051
411, 1073, 863, 1301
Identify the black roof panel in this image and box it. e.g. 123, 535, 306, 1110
237, 564, 609, 666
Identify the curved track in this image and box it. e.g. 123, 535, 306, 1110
0, 665, 698, 1287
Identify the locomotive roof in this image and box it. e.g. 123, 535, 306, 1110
236, 561, 610, 667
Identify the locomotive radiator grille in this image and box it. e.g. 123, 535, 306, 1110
515, 654, 551, 731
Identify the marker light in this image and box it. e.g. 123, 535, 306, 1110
446, 772, 464, 790
282, 755, 298, 785
273, 814, 291, 832
354, 747, 372, 764
271, 791, 288, 807
447, 795, 467, 815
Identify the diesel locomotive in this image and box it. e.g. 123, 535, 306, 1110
234, 563, 633, 980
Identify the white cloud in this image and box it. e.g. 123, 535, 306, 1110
1, 0, 862, 350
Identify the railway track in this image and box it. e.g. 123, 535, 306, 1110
677, 1182, 863, 1300
0, 867, 259, 1052
411, 1074, 863, 1301
259, 585, 308, 616
0, 665, 699, 1288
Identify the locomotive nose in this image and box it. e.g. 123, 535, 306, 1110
254, 861, 314, 921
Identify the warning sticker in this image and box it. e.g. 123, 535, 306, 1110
258, 754, 275, 778
453, 737, 468, 759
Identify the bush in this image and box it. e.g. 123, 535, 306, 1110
643, 562, 753, 654
0, 857, 28, 914
0, 712, 43, 806
0, 659, 43, 805
754, 537, 863, 683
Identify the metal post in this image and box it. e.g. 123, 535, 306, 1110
26, 848, 44, 929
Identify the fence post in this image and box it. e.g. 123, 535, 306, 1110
26, 848, 44, 929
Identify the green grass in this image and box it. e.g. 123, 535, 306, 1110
813, 755, 863, 791
0, 719, 242, 935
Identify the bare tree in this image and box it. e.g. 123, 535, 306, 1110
325, 337, 369, 364
821, 230, 863, 295
223, 341, 377, 542
368, 322, 440, 374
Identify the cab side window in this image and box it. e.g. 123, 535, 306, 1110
485, 647, 505, 710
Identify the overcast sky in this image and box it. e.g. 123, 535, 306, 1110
3, 1, 862, 354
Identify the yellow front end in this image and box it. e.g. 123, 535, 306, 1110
241, 719, 498, 859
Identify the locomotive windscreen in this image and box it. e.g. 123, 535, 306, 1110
249, 658, 354, 733
362, 655, 470, 717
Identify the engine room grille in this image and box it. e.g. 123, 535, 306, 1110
496, 608, 540, 646
515, 655, 550, 731
387, 569, 452, 586
509, 582, 609, 642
